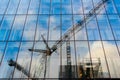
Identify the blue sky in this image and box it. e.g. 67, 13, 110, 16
0, 0, 120, 78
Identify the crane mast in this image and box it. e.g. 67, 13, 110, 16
8, 0, 109, 78
66, 37, 72, 78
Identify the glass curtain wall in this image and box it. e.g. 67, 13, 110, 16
0, 0, 120, 79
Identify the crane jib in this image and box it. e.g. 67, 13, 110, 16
51, 0, 109, 52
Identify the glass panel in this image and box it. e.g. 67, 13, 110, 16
93, 0, 106, 14
97, 15, 114, 40
49, 15, 60, 40
9, 15, 26, 41
0, 42, 19, 78
29, 41, 60, 78
1, 15, 15, 29
51, 0, 61, 14
116, 41, 120, 56
108, 15, 120, 40
22, 15, 37, 41
0, 42, 6, 63
86, 16, 100, 40
13, 42, 33, 78
0, 29, 10, 41
62, 15, 72, 36
89, 41, 110, 78
72, 0, 83, 14
0, 15, 3, 24
17, 0, 30, 14
36, 15, 49, 40
48, 42, 60, 78
6, 0, 20, 14
103, 41, 120, 78
62, 0, 72, 14
28, 0, 40, 14
0, 0, 9, 14
0, 15, 15, 41
116, 40, 120, 78
76, 41, 93, 78
114, 0, 120, 14
39, 0, 50, 14
29, 41, 45, 78
82, 0, 93, 14
73, 15, 87, 40
104, 0, 117, 14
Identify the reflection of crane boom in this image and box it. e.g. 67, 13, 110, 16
50, 0, 109, 52
8, 0, 109, 78
29, 0, 109, 55
8, 59, 31, 78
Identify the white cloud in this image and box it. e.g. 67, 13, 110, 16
50, 16, 56, 24
85, 41, 120, 78
13, 15, 26, 29
87, 41, 119, 58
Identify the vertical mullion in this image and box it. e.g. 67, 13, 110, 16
79, 0, 84, 78
44, 0, 52, 78
92, 0, 111, 78
81, 0, 95, 78
71, 0, 78, 78
28, 0, 41, 79
59, 0, 62, 78
47, 0, 52, 41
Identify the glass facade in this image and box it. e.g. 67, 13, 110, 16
0, 0, 120, 79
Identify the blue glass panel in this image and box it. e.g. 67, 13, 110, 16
1, 15, 14, 29
86, 18, 100, 40
0, 0, 9, 14
62, 0, 72, 14
97, 15, 114, 40
0, 42, 6, 63
17, 0, 30, 14
62, 15, 72, 34
0, 42, 19, 78
0, 29, 10, 41
51, 0, 61, 14
22, 15, 37, 41
114, 0, 120, 14
39, 0, 50, 14
0, 15, 3, 24
108, 15, 120, 40
72, 0, 83, 14
6, 0, 20, 14
9, 15, 26, 41
82, 0, 93, 14
28, 0, 40, 14
73, 15, 87, 40
36, 15, 49, 40
105, 0, 117, 14
49, 15, 60, 40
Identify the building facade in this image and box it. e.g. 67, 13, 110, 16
0, 0, 120, 79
